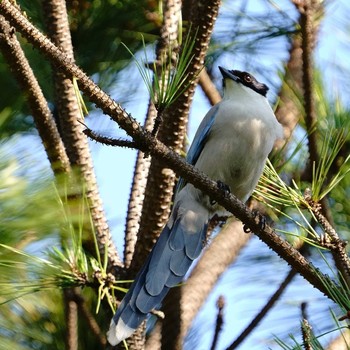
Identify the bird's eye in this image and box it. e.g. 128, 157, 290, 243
244, 74, 252, 83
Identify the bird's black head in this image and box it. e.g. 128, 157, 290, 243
219, 66, 269, 97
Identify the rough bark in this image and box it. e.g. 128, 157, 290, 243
123, 0, 182, 269
0, 15, 70, 174
275, 0, 321, 147
130, 0, 221, 273
63, 288, 79, 350
42, 0, 121, 268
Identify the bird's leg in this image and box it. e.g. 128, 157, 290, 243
210, 180, 231, 205
243, 210, 266, 233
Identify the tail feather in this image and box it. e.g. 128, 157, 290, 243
135, 286, 169, 314
107, 205, 208, 345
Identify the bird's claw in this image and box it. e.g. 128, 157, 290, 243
217, 180, 231, 196
210, 180, 231, 206
243, 210, 266, 233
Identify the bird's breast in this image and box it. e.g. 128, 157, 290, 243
194, 101, 280, 203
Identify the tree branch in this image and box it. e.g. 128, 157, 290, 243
298, 0, 319, 166
42, 0, 122, 269
226, 268, 297, 350
0, 15, 70, 174
131, 0, 221, 274
198, 68, 222, 105
304, 190, 350, 287
210, 296, 225, 350
83, 126, 140, 150
63, 288, 79, 350
123, 0, 182, 270
301, 302, 313, 350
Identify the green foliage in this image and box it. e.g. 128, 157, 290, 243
0, 0, 160, 136
0, 290, 66, 350
124, 28, 201, 113
255, 160, 320, 246
311, 72, 350, 202
67, 0, 160, 87
312, 127, 350, 201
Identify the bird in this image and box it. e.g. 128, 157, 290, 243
107, 66, 283, 345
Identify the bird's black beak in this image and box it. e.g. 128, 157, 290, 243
219, 66, 238, 81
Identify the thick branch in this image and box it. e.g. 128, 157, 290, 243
42, 0, 121, 269
299, 0, 319, 165
131, 0, 221, 274
124, 0, 182, 269
63, 288, 79, 350
0, 0, 344, 307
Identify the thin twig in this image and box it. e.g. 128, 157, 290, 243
227, 268, 297, 350
210, 296, 225, 350
83, 126, 140, 150
73, 292, 107, 347
301, 302, 312, 350
304, 190, 350, 287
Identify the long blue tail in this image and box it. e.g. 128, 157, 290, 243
107, 204, 208, 345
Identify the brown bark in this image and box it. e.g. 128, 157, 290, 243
275, 0, 322, 147
326, 329, 350, 350
198, 68, 222, 106
42, 0, 121, 269
63, 288, 79, 350
0, 15, 70, 174
124, 0, 182, 269
130, 0, 221, 273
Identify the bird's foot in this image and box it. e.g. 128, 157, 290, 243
210, 180, 231, 205
243, 210, 266, 233
217, 180, 231, 196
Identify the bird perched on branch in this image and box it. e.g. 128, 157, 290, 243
107, 66, 283, 345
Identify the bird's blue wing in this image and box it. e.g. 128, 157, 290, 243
176, 104, 220, 192
109, 203, 208, 341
